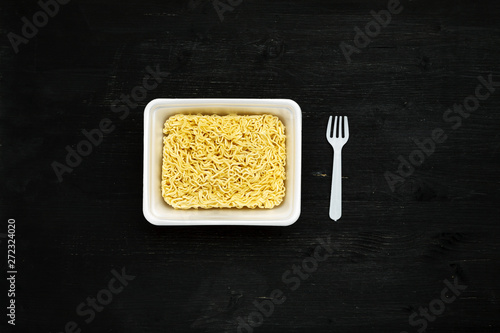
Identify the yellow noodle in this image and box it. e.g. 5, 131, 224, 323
161, 114, 286, 209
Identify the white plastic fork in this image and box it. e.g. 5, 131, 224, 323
326, 116, 349, 221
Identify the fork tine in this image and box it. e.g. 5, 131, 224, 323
334, 116, 339, 138
326, 116, 332, 137
344, 116, 349, 138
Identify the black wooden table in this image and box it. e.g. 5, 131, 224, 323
1, 0, 499, 332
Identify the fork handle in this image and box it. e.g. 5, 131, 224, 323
329, 148, 342, 221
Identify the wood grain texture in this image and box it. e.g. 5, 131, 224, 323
0, 0, 499, 332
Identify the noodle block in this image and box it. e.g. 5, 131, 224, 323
161, 114, 286, 209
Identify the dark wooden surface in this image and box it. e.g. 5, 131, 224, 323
1, 0, 500, 332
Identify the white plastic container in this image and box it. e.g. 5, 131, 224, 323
143, 99, 302, 226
